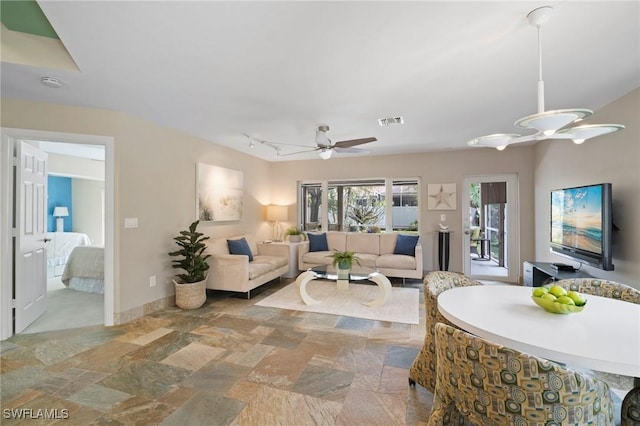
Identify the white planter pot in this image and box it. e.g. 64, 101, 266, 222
289, 235, 302, 243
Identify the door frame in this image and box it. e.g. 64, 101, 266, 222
1, 128, 115, 340
462, 173, 520, 283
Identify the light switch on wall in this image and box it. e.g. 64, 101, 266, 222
440, 214, 446, 222
124, 217, 138, 228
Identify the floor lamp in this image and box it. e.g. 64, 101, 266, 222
266, 205, 288, 242
53, 206, 69, 232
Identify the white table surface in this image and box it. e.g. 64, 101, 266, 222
438, 285, 640, 378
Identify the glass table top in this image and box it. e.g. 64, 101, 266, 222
308, 265, 377, 281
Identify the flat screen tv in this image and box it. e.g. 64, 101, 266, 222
550, 183, 614, 271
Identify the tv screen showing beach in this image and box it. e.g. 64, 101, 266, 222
551, 185, 602, 254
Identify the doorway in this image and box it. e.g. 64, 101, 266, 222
0, 128, 115, 340
462, 174, 520, 283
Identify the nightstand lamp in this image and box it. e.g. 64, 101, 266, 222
53, 206, 69, 232
266, 205, 288, 242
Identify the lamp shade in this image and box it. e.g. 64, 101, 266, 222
266, 205, 288, 222
53, 206, 69, 217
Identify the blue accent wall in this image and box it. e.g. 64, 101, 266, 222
47, 176, 73, 232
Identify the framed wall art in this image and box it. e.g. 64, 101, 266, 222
196, 163, 243, 221
427, 183, 456, 210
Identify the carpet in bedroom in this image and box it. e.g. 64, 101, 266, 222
21, 277, 104, 334
255, 280, 420, 324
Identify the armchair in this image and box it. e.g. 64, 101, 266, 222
469, 226, 481, 257
428, 323, 615, 426
408, 271, 482, 392
553, 278, 640, 304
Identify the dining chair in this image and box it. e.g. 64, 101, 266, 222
621, 386, 640, 426
408, 271, 482, 392
428, 322, 615, 426
553, 278, 640, 304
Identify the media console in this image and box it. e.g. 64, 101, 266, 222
523, 261, 593, 287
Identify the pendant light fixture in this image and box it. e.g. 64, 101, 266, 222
468, 6, 624, 150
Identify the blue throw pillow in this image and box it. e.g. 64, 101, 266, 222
307, 233, 329, 252
227, 237, 253, 261
394, 234, 419, 256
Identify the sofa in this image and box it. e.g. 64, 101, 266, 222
205, 234, 289, 298
298, 231, 423, 280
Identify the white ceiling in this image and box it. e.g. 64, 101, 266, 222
2, 1, 638, 162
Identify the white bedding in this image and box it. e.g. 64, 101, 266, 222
61, 246, 104, 294
47, 232, 92, 277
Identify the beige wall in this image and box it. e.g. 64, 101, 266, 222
72, 178, 104, 246
269, 146, 537, 276
533, 88, 640, 289
48, 152, 105, 180
2, 98, 273, 314
3, 87, 637, 320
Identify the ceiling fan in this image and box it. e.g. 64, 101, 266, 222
280, 125, 377, 160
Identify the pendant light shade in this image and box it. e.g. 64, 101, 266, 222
468, 134, 519, 151
556, 124, 626, 144
468, 6, 624, 150
513, 109, 592, 136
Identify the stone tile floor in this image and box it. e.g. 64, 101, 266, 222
2, 277, 632, 425
1, 278, 434, 425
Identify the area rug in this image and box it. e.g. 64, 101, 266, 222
255, 281, 419, 324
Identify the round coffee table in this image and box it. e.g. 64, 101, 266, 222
295, 265, 392, 307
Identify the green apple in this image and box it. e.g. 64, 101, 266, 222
532, 287, 548, 298
549, 285, 567, 298
556, 295, 575, 305
567, 291, 586, 307
542, 293, 557, 302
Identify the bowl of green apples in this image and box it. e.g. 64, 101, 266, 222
531, 285, 586, 314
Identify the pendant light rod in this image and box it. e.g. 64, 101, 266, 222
537, 23, 544, 113
528, 5, 552, 114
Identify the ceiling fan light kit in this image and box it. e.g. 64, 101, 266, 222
468, 6, 624, 151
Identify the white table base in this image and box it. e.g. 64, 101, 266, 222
295, 270, 392, 307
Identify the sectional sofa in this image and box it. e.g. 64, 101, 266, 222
298, 231, 423, 280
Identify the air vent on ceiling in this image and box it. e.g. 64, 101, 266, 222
378, 116, 404, 126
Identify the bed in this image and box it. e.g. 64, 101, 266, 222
47, 232, 92, 278
61, 246, 104, 294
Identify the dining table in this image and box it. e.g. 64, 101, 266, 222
437, 285, 640, 380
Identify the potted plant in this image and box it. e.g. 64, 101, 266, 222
328, 249, 361, 270
284, 227, 306, 243
168, 220, 210, 309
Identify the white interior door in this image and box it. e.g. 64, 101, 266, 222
15, 141, 48, 333
462, 174, 520, 283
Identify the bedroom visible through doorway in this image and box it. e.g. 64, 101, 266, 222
30, 141, 106, 333
0, 128, 115, 340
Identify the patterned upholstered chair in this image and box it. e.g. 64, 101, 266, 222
622, 386, 640, 426
408, 271, 482, 392
552, 278, 640, 304
428, 323, 615, 426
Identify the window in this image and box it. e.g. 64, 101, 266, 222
300, 178, 419, 233
392, 180, 419, 231
301, 184, 322, 231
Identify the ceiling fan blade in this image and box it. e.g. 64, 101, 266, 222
334, 147, 370, 154
333, 137, 377, 148
278, 148, 321, 157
